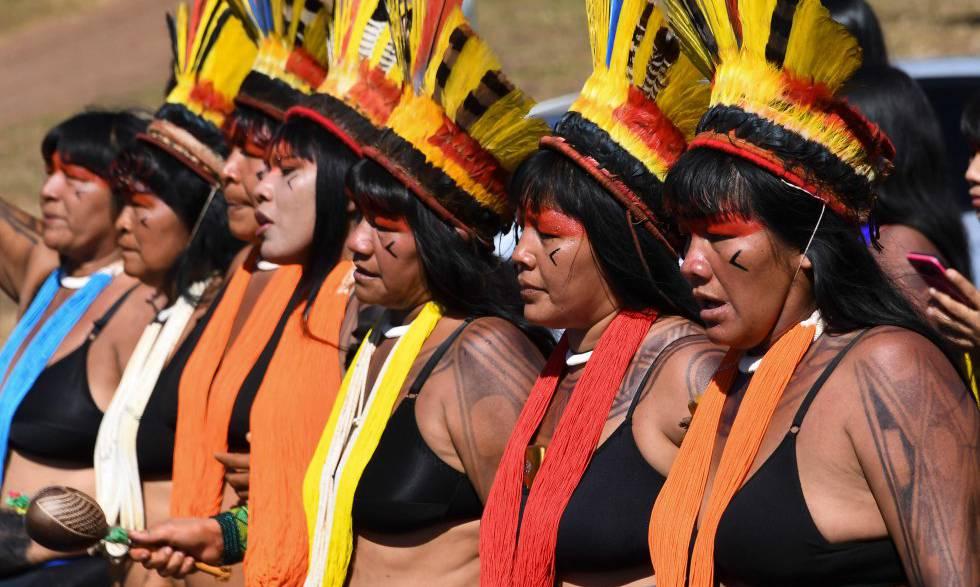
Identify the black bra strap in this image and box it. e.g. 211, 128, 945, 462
406, 318, 475, 398
790, 329, 871, 429
89, 284, 140, 340
625, 359, 659, 421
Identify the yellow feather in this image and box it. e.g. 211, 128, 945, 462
737, 0, 777, 59
175, 4, 189, 74
660, 0, 714, 77
784, 0, 861, 90
585, 0, 610, 70
695, 0, 736, 57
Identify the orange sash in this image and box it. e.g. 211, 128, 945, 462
171, 251, 303, 517
244, 260, 353, 586
648, 322, 816, 587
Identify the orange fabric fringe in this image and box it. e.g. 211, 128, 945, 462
244, 260, 353, 585
171, 253, 303, 518
648, 322, 816, 587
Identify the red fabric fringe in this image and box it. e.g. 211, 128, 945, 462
480, 310, 658, 587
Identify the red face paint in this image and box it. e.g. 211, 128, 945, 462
368, 212, 410, 233
129, 192, 161, 209
522, 206, 585, 237
681, 213, 762, 238
50, 152, 109, 187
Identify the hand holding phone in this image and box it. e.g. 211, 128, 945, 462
906, 252, 972, 307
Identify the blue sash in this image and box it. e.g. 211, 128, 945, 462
0, 269, 114, 485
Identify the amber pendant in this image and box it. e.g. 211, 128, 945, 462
523, 445, 546, 490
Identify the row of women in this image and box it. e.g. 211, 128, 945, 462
0, 0, 975, 585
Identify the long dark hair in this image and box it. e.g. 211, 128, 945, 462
110, 104, 242, 302
665, 147, 946, 351
511, 148, 700, 323
843, 65, 972, 279
42, 109, 148, 210
268, 97, 360, 313
348, 157, 553, 353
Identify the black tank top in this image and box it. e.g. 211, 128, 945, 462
518, 358, 665, 575
133, 295, 219, 478
10, 286, 137, 466
352, 319, 483, 534
226, 291, 300, 452
714, 331, 906, 586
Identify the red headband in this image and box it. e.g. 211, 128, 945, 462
540, 135, 678, 258
688, 131, 858, 222
361, 145, 493, 249
284, 106, 363, 157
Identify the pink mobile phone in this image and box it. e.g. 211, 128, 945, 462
906, 252, 971, 306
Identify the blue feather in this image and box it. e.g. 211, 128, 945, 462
605, 0, 624, 66
249, 0, 271, 34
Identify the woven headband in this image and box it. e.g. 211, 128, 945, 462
137, 119, 223, 186
540, 135, 677, 257
361, 145, 492, 249
284, 106, 363, 157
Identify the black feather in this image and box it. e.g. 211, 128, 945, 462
765, 0, 800, 65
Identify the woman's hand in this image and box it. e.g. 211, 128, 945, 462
214, 433, 250, 503
926, 269, 980, 351
128, 518, 224, 579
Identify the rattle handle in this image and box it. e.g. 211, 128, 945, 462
195, 562, 231, 581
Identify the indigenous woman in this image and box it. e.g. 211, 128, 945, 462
648, 2, 980, 586
0, 110, 152, 585
301, 2, 549, 586
94, 2, 255, 584
842, 66, 972, 309
480, 3, 721, 586
168, 0, 334, 544
129, 4, 383, 584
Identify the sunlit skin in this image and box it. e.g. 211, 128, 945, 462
511, 203, 723, 586
513, 206, 615, 348
221, 146, 267, 242
115, 193, 192, 291
0, 150, 157, 580
253, 143, 317, 265
679, 213, 814, 350
40, 152, 120, 266
347, 212, 429, 311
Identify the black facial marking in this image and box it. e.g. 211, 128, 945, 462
548, 247, 561, 266
729, 249, 749, 272
384, 240, 398, 258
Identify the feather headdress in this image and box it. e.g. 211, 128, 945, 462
662, 0, 895, 222
362, 0, 550, 242
165, 0, 257, 128
139, 0, 257, 185
283, 0, 405, 153
226, 0, 333, 119
543, 0, 710, 254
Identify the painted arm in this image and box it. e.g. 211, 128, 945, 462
850, 330, 980, 586
0, 197, 47, 302
443, 318, 546, 501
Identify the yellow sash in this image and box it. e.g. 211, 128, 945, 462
302, 302, 443, 587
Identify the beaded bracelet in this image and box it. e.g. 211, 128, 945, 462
212, 505, 249, 565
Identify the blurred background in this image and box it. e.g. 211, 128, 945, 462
0, 0, 978, 336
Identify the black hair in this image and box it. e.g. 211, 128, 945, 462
110, 103, 242, 302
962, 90, 980, 152
824, 0, 888, 67
665, 147, 947, 352
269, 94, 361, 313
349, 157, 554, 354
511, 147, 700, 323
41, 109, 148, 194
223, 74, 302, 152
843, 65, 972, 279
